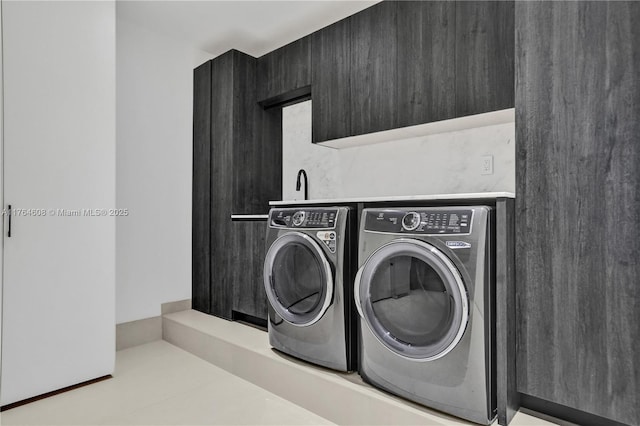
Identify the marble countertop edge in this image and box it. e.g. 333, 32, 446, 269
269, 192, 515, 206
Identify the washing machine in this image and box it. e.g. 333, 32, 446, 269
263, 206, 356, 372
355, 206, 495, 424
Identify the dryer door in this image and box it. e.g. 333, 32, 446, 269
264, 232, 333, 326
355, 239, 468, 361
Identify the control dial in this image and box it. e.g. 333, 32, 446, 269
402, 212, 421, 231
292, 211, 306, 227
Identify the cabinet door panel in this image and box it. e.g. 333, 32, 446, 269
251, 106, 282, 208
210, 53, 235, 319
231, 52, 258, 214
350, 1, 397, 135
232, 51, 282, 215
192, 61, 212, 314
456, 1, 514, 116
0, 1, 115, 405
311, 18, 351, 143
232, 221, 268, 321
515, 2, 640, 424
396, 1, 456, 127
257, 36, 311, 102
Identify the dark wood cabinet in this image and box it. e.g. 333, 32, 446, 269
209, 52, 236, 319
310, 1, 513, 143
193, 50, 281, 321
456, 1, 514, 117
231, 53, 282, 215
311, 18, 352, 143
232, 220, 268, 321
257, 36, 312, 102
236, 106, 281, 214
192, 61, 212, 314
396, 1, 456, 128
515, 2, 640, 424
349, 1, 398, 135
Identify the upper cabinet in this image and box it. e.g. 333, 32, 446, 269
396, 1, 456, 128
455, 1, 515, 117
257, 36, 312, 103
311, 18, 352, 142
310, 1, 514, 144
349, 1, 398, 135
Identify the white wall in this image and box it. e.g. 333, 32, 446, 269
282, 101, 515, 200
283, 101, 340, 200
116, 17, 211, 323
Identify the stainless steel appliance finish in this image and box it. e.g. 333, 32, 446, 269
355, 206, 495, 424
264, 206, 355, 372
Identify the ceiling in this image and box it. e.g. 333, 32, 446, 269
116, 1, 379, 58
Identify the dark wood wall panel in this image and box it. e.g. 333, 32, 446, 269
456, 1, 514, 117
311, 18, 352, 142
495, 198, 518, 425
257, 36, 311, 102
515, 2, 640, 424
232, 220, 268, 320
209, 52, 235, 319
350, 1, 398, 135
192, 61, 212, 314
396, 1, 456, 127
231, 51, 257, 214
252, 106, 282, 212
233, 51, 282, 215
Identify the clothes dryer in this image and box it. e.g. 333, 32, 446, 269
355, 206, 495, 424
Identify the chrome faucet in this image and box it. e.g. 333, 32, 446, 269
296, 169, 308, 200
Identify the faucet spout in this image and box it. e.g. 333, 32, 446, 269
296, 169, 308, 200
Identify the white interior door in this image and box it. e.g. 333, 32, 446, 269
1, 1, 116, 406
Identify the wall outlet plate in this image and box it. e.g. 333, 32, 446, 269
481, 155, 494, 175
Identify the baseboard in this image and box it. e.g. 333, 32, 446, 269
519, 393, 629, 426
116, 316, 162, 351
161, 299, 191, 316
116, 300, 190, 351
0, 375, 111, 412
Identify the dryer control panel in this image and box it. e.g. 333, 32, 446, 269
270, 208, 338, 229
364, 209, 473, 235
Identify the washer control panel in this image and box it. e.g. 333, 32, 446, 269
365, 208, 473, 234
270, 208, 338, 229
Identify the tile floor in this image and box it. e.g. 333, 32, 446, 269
1, 340, 555, 425
0, 341, 332, 425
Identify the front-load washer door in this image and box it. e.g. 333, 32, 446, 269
264, 232, 333, 326
355, 238, 468, 361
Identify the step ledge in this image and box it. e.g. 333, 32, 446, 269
163, 309, 468, 425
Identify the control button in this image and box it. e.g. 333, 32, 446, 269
292, 211, 306, 226
329, 232, 336, 240
402, 212, 421, 231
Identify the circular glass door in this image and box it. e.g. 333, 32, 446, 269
264, 232, 333, 326
355, 239, 468, 361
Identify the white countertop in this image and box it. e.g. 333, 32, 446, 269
269, 192, 515, 206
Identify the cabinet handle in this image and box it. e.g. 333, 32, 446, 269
7, 204, 12, 237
